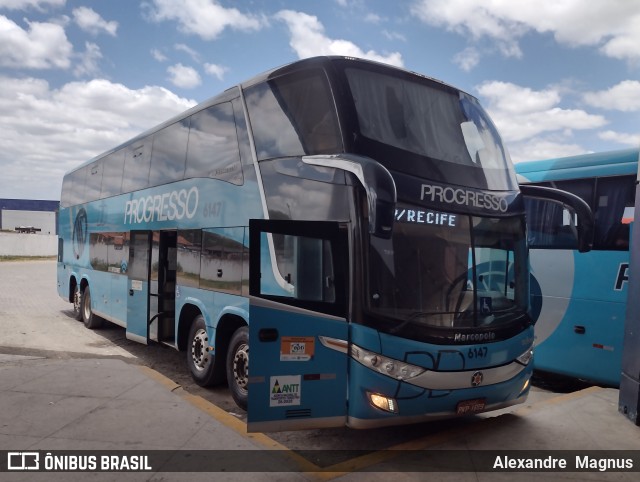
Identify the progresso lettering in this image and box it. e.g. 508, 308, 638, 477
421, 184, 508, 213
124, 187, 199, 224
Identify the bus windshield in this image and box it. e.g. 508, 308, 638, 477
344, 65, 517, 191
367, 205, 528, 331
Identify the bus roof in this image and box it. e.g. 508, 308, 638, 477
515, 147, 639, 182
63, 56, 472, 177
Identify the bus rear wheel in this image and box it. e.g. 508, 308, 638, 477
73, 284, 82, 321
186, 315, 222, 387
81, 285, 102, 329
226, 326, 249, 411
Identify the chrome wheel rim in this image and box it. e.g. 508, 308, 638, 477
233, 343, 249, 393
73, 287, 81, 314
82, 290, 91, 320
191, 328, 210, 372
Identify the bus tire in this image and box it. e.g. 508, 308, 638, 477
226, 326, 249, 411
81, 285, 102, 329
186, 315, 220, 387
73, 284, 83, 321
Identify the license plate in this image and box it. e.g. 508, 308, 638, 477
456, 398, 486, 415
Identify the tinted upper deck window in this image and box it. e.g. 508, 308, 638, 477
185, 102, 242, 184
149, 119, 190, 186
343, 65, 517, 191
245, 69, 342, 160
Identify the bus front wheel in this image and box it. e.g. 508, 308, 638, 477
226, 326, 248, 411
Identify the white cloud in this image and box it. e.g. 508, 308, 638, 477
478, 81, 607, 142
0, 75, 196, 199
454, 47, 480, 72
73, 41, 102, 78
583, 80, 640, 112
0, 15, 73, 69
510, 139, 587, 163
72, 6, 118, 36
0, 0, 65, 10
144, 0, 266, 40
477, 80, 608, 160
364, 13, 382, 24
167, 63, 201, 89
478, 81, 561, 115
383, 30, 407, 42
276, 10, 403, 67
598, 130, 640, 147
175, 43, 200, 63
204, 63, 228, 81
151, 48, 167, 62
412, 0, 640, 63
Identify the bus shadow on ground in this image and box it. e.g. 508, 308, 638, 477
531, 370, 598, 393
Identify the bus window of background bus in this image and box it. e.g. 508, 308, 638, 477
523, 198, 580, 250
593, 176, 635, 250
244, 69, 343, 160
185, 103, 243, 185
541, 176, 635, 251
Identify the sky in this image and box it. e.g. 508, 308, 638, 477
1, 0, 639, 201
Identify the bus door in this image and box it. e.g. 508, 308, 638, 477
150, 231, 177, 345
126, 230, 151, 344
247, 219, 350, 432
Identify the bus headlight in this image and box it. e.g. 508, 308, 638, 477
516, 348, 533, 366
368, 392, 398, 413
350, 344, 426, 381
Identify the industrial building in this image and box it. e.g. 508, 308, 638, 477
0, 198, 59, 235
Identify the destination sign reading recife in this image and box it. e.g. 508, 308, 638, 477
395, 208, 457, 227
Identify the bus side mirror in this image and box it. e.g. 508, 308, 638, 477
520, 184, 594, 253
303, 154, 397, 239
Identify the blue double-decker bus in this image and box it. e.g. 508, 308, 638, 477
57, 56, 592, 431
517, 148, 638, 387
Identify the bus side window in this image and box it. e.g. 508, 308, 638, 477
60, 173, 78, 208
201, 227, 245, 295
232, 98, 253, 168
250, 221, 347, 318
69, 166, 88, 206
185, 102, 243, 185
122, 142, 151, 193
270, 234, 336, 303
593, 176, 635, 250
176, 229, 202, 288
244, 69, 342, 161
86, 161, 103, 203
101, 150, 125, 199
149, 119, 190, 187
524, 198, 580, 250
